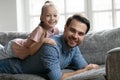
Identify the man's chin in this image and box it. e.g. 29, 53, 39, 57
68, 44, 77, 48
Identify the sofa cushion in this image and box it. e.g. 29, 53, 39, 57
79, 28, 120, 65
0, 32, 28, 45
0, 66, 105, 80
0, 74, 46, 80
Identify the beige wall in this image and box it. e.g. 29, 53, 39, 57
0, 0, 17, 31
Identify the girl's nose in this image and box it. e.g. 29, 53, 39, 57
51, 16, 54, 19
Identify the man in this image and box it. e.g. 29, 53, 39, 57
0, 14, 99, 80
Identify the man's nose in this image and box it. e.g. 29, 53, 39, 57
73, 33, 78, 38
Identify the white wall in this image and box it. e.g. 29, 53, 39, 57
16, 0, 30, 32
0, 0, 17, 31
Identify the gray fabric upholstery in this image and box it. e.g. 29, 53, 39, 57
65, 65, 106, 80
1, 28, 120, 80
0, 32, 28, 45
79, 28, 120, 65
0, 74, 46, 80
106, 47, 120, 80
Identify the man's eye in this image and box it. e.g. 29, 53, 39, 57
78, 32, 85, 36
69, 28, 76, 33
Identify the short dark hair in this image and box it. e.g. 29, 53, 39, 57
65, 14, 90, 33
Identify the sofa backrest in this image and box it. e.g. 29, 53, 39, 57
0, 32, 28, 45
1, 28, 120, 65
79, 28, 120, 65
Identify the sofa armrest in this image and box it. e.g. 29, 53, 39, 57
106, 47, 120, 80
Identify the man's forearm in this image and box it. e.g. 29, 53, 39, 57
61, 64, 99, 80
61, 68, 87, 80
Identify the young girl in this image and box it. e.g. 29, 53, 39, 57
0, 1, 59, 60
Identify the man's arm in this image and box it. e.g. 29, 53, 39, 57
61, 47, 99, 80
61, 64, 99, 80
38, 44, 63, 80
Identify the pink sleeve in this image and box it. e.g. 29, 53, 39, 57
28, 26, 43, 42
54, 27, 59, 35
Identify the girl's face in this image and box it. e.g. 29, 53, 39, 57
40, 6, 59, 29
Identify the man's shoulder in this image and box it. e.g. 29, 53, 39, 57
51, 34, 63, 44
41, 43, 57, 49
51, 34, 62, 39
40, 43, 59, 55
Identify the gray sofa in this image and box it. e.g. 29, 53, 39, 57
0, 28, 120, 80
106, 47, 120, 80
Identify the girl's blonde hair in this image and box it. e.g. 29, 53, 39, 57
41, 1, 55, 15
39, 1, 57, 27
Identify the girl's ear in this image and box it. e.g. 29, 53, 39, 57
40, 16, 42, 21
40, 14, 43, 21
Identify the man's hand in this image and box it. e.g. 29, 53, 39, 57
61, 64, 99, 80
85, 64, 99, 70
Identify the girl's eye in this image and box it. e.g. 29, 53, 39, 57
54, 15, 57, 17
46, 15, 50, 17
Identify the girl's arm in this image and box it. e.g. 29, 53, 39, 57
24, 39, 36, 48
24, 26, 44, 48
29, 37, 57, 56
24, 26, 46, 55
27, 31, 46, 55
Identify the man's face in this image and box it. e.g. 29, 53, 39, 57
64, 19, 87, 49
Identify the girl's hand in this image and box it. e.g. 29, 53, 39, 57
44, 38, 57, 46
